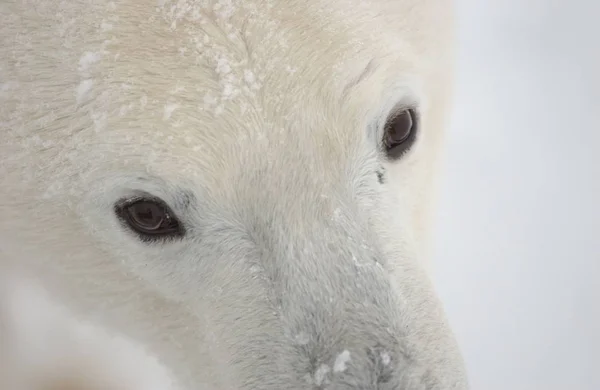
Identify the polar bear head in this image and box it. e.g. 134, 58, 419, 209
0, 0, 467, 389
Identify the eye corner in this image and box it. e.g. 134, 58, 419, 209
114, 196, 185, 242
381, 105, 419, 160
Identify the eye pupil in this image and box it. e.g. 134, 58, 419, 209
116, 198, 184, 240
128, 202, 165, 231
388, 110, 413, 144
383, 108, 418, 159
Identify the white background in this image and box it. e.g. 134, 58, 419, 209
432, 1, 600, 389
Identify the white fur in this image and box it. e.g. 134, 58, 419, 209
0, 270, 178, 390
0, 0, 467, 389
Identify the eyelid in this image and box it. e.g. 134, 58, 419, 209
115, 194, 160, 210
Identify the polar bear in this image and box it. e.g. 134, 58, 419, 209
0, 271, 180, 390
0, 0, 467, 389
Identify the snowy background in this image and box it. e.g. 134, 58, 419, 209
431, 0, 600, 389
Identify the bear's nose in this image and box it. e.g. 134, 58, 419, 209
301, 344, 410, 389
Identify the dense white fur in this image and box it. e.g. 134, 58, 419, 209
0, 0, 467, 389
0, 271, 177, 390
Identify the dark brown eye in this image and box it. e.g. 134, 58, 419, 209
383, 108, 418, 159
115, 198, 184, 241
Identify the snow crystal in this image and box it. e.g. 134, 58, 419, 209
243, 69, 255, 84
140, 95, 148, 109
213, 0, 236, 20
91, 112, 108, 132
352, 253, 372, 268
163, 103, 179, 120
293, 332, 309, 346
381, 351, 391, 366
100, 21, 113, 32
78, 52, 101, 73
0, 81, 18, 98
333, 350, 351, 373
202, 93, 216, 107
119, 103, 134, 116
303, 373, 313, 384
314, 364, 330, 386
75, 79, 94, 103
222, 83, 237, 99
332, 207, 343, 221
215, 57, 232, 75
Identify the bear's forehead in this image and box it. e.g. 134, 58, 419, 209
1, 0, 447, 198
83, 0, 427, 151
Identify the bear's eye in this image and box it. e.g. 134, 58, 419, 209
383, 108, 418, 159
115, 198, 184, 241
